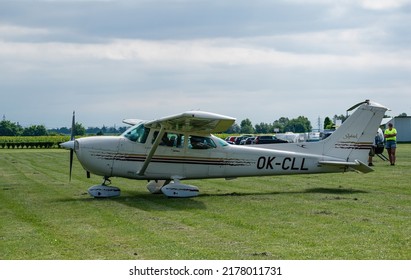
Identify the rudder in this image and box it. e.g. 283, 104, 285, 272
322, 100, 388, 163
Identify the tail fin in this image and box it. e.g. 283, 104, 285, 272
322, 100, 388, 163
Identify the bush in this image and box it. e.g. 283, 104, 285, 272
0, 136, 70, 149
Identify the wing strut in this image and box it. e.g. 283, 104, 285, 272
138, 125, 165, 176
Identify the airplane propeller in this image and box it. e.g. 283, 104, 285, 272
60, 111, 76, 182
69, 111, 75, 181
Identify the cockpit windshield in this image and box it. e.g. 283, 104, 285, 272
123, 124, 150, 143
213, 135, 229, 147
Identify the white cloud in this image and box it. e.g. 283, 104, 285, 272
285, 0, 411, 9
2, 33, 410, 73
0, 23, 50, 38
361, 0, 411, 10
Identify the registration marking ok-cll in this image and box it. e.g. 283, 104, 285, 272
257, 156, 309, 171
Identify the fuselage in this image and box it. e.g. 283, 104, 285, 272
73, 124, 342, 181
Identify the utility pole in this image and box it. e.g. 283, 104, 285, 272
317, 116, 321, 131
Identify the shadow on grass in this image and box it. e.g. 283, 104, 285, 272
53, 187, 368, 211
201, 187, 368, 197
55, 191, 208, 211
304, 187, 368, 194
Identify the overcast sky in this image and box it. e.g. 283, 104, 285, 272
1, 0, 410, 129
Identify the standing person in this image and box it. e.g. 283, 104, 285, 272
384, 123, 397, 166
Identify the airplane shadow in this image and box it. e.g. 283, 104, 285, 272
55, 192, 208, 211
117, 193, 208, 211
54, 187, 368, 211
113, 186, 368, 211
201, 187, 368, 198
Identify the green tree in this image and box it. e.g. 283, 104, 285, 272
240, 119, 254, 134
0, 120, 23, 136
284, 116, 312, 133
74, 122, 86, 136
324, 117, 334, 129
23, 125, 48, 136
255, 122, 273, 134
334, 114, 348, 123
273, 117, 289, 133
226, 123, 241, 134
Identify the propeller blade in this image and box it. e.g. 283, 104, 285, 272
69, 149, 74, 182
71, 111, 75, 141
68, 111, 75, 182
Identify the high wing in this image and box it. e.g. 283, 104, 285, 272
144, 111, 236, 134
137, 111, 235, 176
123, 119, 145, 126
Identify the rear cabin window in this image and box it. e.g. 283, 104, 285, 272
188, 136, 216, 149
152, 132, 185, 148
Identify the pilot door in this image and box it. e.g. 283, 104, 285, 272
184, 135, 226, 178
138, 131, 185, 178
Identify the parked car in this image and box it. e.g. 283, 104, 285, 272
240, 137, 256, 145
253, 135, 288, 144
225, 136, 237, 145
235, 134, 254, 145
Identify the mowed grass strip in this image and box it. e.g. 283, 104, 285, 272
1, 146, 410, 260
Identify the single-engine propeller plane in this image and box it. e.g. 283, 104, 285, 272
60, 100, 388, 198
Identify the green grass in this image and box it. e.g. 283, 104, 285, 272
1, 146, 410, 260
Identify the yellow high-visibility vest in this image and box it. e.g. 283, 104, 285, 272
385, 128, 397, 141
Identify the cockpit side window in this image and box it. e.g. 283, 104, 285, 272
188, 136, 217, 149
152, 131, 185, 148
124, 124, 150, 143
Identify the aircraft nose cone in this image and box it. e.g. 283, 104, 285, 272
60, 140, 75, 150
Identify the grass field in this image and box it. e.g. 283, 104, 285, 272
1, 145, 410, 260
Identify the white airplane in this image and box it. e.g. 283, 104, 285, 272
61, 100, 388, 198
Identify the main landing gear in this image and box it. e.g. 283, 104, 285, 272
87, 177, 200, 198
87, 177, 121, 198
146, 179, 200, 198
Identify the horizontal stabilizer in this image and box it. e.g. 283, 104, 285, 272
319, 160, 373, 173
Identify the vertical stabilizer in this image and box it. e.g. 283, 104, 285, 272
322, 100, 388, 163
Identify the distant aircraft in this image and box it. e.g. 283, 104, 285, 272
61, 100, 388, 198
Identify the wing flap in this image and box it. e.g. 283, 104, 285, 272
145, 111, 235, 133
319, 160, 373, 173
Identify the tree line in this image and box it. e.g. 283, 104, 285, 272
1, 116, 314, 137
4, 111, 397, 137
232, 116, 313, 134
0, 119, 128, 137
